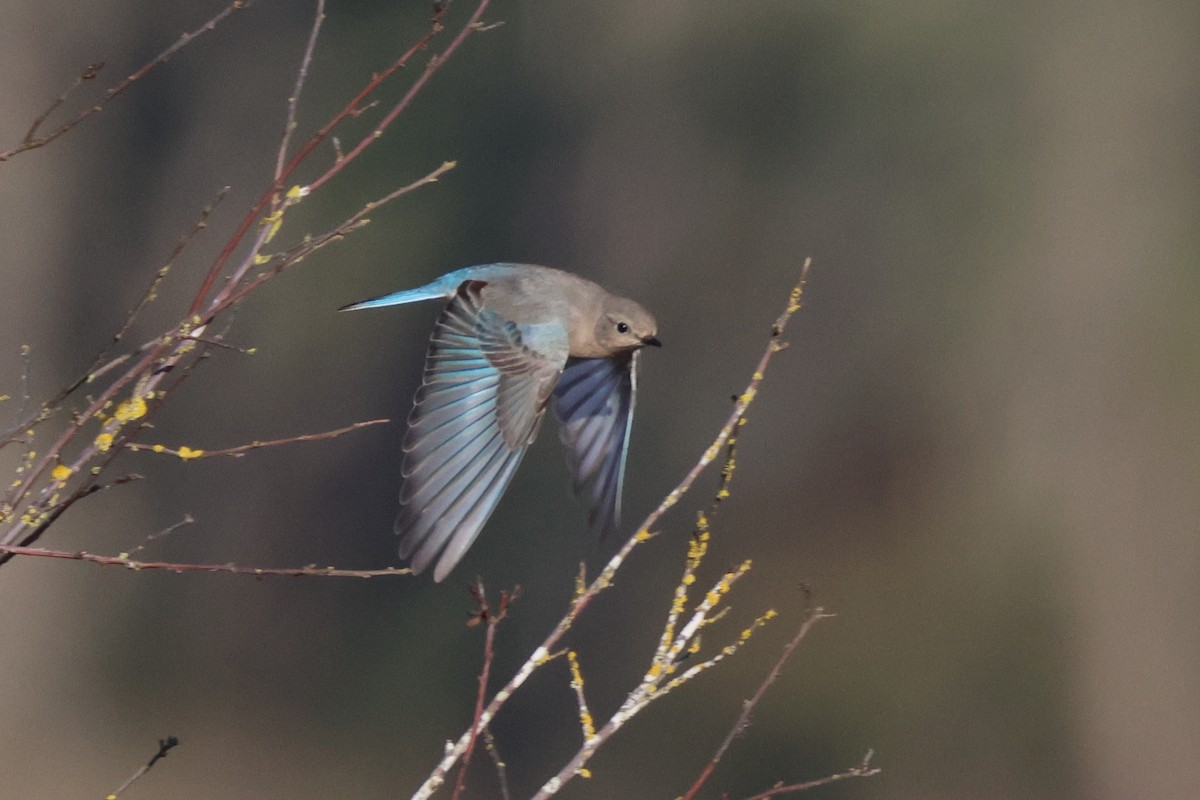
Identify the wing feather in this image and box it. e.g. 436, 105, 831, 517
395, 280, 566, 580
552, 351, 637, 535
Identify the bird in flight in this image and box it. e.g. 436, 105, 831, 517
342, 264, 660, 581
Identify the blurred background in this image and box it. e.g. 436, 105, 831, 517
1, 1, 1198, 798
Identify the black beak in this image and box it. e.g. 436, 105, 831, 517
641, 336, 663, 348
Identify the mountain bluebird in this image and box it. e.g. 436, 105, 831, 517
341, 264, 660, 581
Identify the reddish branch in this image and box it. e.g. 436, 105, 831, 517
304, 0, 490, 193
680, 604, 836, 800
125, 418, 389, 459
188, 0, 490, 317
0, 1, 489, 555
453, 582, 521, 800
735, 751, 880, 800
0, 1, 248, 162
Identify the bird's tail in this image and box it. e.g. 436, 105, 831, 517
338, 284, 448, 312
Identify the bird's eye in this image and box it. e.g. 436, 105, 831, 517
616, 321, 630, 334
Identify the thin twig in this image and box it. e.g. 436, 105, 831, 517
304, 0, 490, 194
481, 728, 511, 800
186, 1, 463, 317
680, 603, 836, 800
4, 187, 230, 449
0, 5, 480, 554
530, 567, 772, 800
0, 545, 411, 578
0, 162, 451, 550
124, 514, 196, 559
98, 188, 230, 366
0, 345, 34, 449
274, 0, 325, 194
106, 736, 180, 798
410, 260, 813, 800
0, 1, 248, 161
125, 418, 389, 460
452, 582, 519, 800
215, 161, 457, 312
0, 185, 230, 515
735, 751, 881, 800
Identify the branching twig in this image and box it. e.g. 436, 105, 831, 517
186, 1, 468, 317
0, 0, 248, 162
215, 160, 457, 313
0, 187, 230, 453
0, 160, 452, 548
735, 751, 881, 800
0, 545, 411, 579
125, 418, 389, 460
680, 602, 837, 800
124, 514, 196, 559
105, 735, 180, 799
410, 260, 813, 800
452, 581, 520, 800
304, 0, 491, 194
531, 564, 773, 800
274, 0, 325, 196
0, 345, 35, 448
1, 0, 486, 555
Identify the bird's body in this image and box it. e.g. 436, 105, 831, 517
342, 264, 659, 581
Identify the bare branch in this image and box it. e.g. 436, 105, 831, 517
0, 545, 411, 579
13, 187, 229, 446
185, 1, 469, 317
0, 3, 480, 555
275, 0, 326, 192
106, 736, 180, 798
680, 602, 837, 800
123, 514, 196, 559
735, 751, 881, 800
214, 160, 457, 313
304, 0, 491, 194
125, 418, 389, 460
0, 1, 248, 162
0, 344, 34, 448
452, 581, 520, 800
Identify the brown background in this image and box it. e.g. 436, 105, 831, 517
1, 2, 1197, 798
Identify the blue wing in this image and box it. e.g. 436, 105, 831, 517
552, 351, 638, 536
397, 280, 566, 581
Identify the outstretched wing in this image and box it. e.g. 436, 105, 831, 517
552, 351, 637, 536
397, 280, 567, 581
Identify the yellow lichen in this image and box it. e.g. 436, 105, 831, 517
177, 446, 204, 460
261, 207, 284, 243
51, 465, 72, 482
94, 432, 114, 453
113, 396, 148, 422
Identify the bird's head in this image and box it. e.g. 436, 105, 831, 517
595, 296, 661, 354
